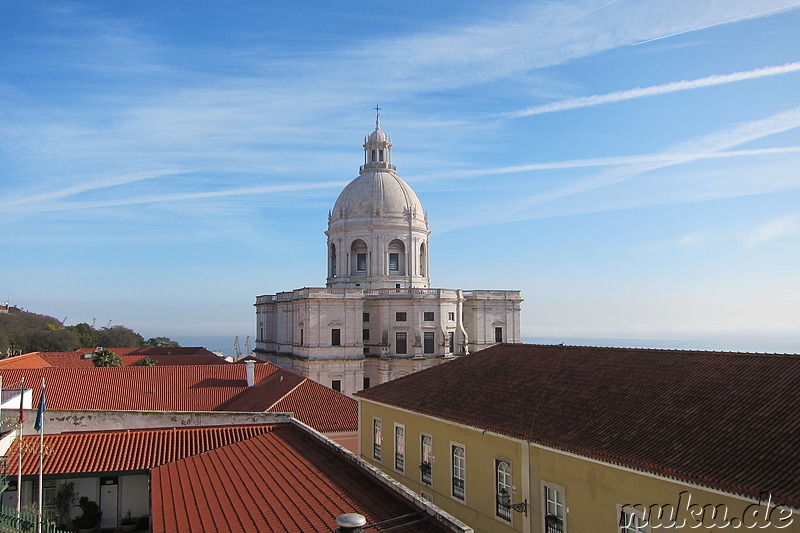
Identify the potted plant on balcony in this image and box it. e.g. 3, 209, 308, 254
120, 510, 138, 532
72, 496, 101, 533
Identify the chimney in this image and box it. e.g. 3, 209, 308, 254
245, 360, 255, 387
335, 514, 367, 533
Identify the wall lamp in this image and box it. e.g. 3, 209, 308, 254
499, 488, 528, 516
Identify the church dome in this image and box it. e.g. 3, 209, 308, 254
325, 114, 431, 290
329, 171, 425, 228
367, 127, 387, 143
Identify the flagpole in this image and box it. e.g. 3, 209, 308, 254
17, 377, 24, 525
36, 377, 45, 533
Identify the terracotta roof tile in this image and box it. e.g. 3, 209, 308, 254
10, 426, 276, 475
357, 344, 800, 507
26, 347, 227, 368
0, 353, 51, 369
0, 363, 357, 433
151, 424, 449, 533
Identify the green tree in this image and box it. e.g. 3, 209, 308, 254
97, 325, 144, 348
144, 336, 180, 348
66, 322, 100, 348
92, 349, 122, 367
133, 356, 156, 366
0, 309, 79, 353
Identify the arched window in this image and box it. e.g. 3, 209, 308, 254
419, 242, 427, 277
496, 460, 512, 521
330, 243, 337, 277
388, 239, 405, 275
351, 240, 368, 275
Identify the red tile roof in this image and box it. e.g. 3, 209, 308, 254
357, 344, 800, 508
21, 347, 228, 368
10, 425, 276, 475
0, 363, 357, 433
0, 353, 51, 369
150, 424, 450, 533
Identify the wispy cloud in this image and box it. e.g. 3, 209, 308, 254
746, 213, 800, 245
438, 106, 800, 231
2, 180, 349, 216
507, 62, 800, 118
630, 2, 800, 46
419, 146, 800, 180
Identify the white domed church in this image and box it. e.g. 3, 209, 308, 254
255, 114, 522, 395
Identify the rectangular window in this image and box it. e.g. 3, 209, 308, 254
371, 149, 376, 162
495, 326, 503, 343
396, 311, 406, 322
379, 149, 384, 161
363, 377, 370, 389
396, 332, 407, 355
363, 312, 370, 322
423, 311, 434, 321
448, 331, 455, 353
424, 331, 435, 354
394, 424, 405, 472
448, 312, 455, 321
619, 507, 649, 533
331, 328, 341, 346
373, 418, 382, 460
331, 379, 341, 392
299, 328, 303, 346
363, 328, 370, 341
544, 483, 565, 533
452, 444, 465, 501
421, 435, 432, 485
389, 253, 399, 271
357, 253, 367, 271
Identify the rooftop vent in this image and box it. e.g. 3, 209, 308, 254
335, 514, 366, 533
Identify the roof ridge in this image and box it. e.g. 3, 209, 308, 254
266, 373, 308, 410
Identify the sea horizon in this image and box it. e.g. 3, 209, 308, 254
171, 334, 800, 358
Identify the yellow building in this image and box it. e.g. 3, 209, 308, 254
357, 344, 800, 532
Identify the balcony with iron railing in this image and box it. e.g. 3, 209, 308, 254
359, 162, 396, 172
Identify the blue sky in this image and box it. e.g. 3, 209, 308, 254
2, 0, 799, 353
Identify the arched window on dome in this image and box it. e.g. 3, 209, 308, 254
330, 243, 337, 277
351, 239, 368, 275
420, 242, 427, 277
388, 239, 405, 275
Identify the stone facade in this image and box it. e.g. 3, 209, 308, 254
255, 116, 522, 395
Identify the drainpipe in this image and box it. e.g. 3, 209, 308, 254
456, 289, 469, 355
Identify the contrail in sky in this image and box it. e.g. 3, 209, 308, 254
630, 2, 800, 46
508, 62, 800, 118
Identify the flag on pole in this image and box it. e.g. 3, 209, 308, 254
34, 380, 45, 432
19, 377, 25, 424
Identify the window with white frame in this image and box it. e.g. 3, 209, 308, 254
543, 483, 565, 532
496, 460, 512, 521
373, 418, 382, 461
420, 435, 432, 485
394, 424, 405, 472
619, 505, 649, 533
451, 444, 465, 501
